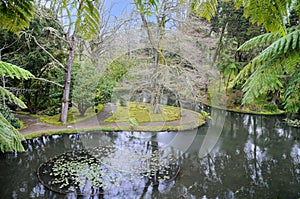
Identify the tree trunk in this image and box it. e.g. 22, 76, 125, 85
151, 49, 161, 114
60, 34, 76, 124
213, 22, 227, 64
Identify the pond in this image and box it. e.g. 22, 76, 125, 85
0, 109, 299, 199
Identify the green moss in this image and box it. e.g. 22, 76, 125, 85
105, 102, 181, 123
17, 120, 26, 130
23, 103, 206, 140
200, 100, 285, 115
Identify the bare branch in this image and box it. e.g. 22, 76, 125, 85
33, 77, 64, 87
29, 34, 66, 70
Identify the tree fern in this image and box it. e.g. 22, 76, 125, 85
234, 28, 300, 85
0, 113, 25, 152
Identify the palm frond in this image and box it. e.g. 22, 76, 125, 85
0, 113, 25, 153
0, 61, 34, 80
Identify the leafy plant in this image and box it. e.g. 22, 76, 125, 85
72, 61, 99, 116
233, 27, 300, 112
0, 113, 25, 152
0, 61, 32, 152
0, 0, 34, 33
95, 59, 134, 104
0, 104, 21, 129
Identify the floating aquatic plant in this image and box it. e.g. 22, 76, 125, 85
37, 142, 180, 195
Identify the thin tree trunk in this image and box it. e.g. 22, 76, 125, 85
213, 22, 227, 64
60, 34, 76, 124
151, 49, 161, 114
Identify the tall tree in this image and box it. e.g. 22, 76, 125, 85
41, 0, 101, 124
72, 60, 98, 116
134, 0, 184, 113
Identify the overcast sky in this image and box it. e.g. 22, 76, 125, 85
107, 0, 134, 17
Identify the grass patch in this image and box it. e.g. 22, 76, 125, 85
36, 104, 105, 126
104, 102, 181, 123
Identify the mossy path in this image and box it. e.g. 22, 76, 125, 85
17, 103, 205, 138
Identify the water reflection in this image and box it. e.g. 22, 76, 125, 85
0, 110, 299, 198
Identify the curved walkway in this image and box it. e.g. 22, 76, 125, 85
17, 104, 205, 136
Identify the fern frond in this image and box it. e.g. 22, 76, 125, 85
252, 29, 300, 66
238, 48, 299, 107
238, 32, 277, 51
233, 29, 300, 86
235, 0, 291, 35
0, 86, 27, 109
284, 67, 300, 113
0, 61, 34, 80
0, 113, 25, 152
58, 0, 101, 40
190, 0, 218, 21
0, 0, 35, 33
242, 63, 284, 104
78, 1, 101, 40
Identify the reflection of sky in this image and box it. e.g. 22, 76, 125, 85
291, 143, 300, 165
244, 140, 268, 186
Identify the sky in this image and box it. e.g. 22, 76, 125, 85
106, 0, 134, 18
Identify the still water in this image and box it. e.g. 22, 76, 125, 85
0, 110, 299, 199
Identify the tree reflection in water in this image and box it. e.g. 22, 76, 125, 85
0, 110, 299, 199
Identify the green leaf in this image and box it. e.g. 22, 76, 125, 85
129, 118, 139, 126
0, 113, 25, 153
0, 0, 35, 33
0, 61, 34, 80
0, 87, 27, 109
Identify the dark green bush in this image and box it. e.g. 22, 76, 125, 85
0, 104, 21, 128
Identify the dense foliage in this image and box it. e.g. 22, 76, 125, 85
190, 0, 300, 113
95, 59, 133, 105
72, 61, 98, 116
0, 104, 21, 128
0, 10, 66, 114
0, 0, 34, 33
